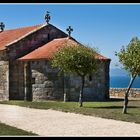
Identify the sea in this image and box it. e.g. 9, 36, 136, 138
110, 76, 140, 88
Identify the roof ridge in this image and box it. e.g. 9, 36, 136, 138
4, 24, 43, 32
53, 37, 80, 43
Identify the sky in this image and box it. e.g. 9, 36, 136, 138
0, 3, 140, 69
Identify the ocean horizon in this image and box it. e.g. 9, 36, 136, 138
110, 76, 140, 88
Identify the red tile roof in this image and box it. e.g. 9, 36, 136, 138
95, 53, 110, 60
0, 24, 42, 50
18, 37, 110, 61
0, 24, 110, 61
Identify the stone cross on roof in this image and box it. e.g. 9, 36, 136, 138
45, 11, 51, 24
66, 26, 73, 38
0, 22, 5, 32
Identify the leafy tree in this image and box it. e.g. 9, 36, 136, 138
51, 44, 99, 107
115, 37, 140, 114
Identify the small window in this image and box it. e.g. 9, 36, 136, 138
32, 78, 35, 84
89, 75, 92, 81
48, 33, 50, 41
45, 61, 48, 65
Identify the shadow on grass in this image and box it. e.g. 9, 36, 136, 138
84, 106, 140, 109
84, 98, 124, 102
106, 98, 124, 102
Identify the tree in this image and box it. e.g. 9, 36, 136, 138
51, 44, 99, 107
115, 37, 140, 114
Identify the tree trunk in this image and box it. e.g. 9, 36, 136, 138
122, 75, 136, 114
79, 76, 85, 107
62, 72, 66, 102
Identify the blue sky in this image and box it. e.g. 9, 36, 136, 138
0, 3, 140, 69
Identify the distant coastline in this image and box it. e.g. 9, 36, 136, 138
110, 76, 140, 88
110, 68, 140, 88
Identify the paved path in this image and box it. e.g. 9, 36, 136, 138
0, 104, 140, 136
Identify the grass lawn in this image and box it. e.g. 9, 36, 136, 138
0, 98, 140, 124
0, 122, 37, 136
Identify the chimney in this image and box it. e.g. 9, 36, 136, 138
0, 22, 5, 32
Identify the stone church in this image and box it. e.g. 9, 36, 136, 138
0, 13, 111, 101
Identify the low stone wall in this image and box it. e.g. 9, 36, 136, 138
110, 88, 140, 98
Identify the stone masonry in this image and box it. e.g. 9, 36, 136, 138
0, 61, 9, 100
30, 60, 110, 101
6, 24, 67, 100
110, 88, 140, 98
31, 60, 64, 101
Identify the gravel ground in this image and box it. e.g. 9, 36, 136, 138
0, 104, 140, 137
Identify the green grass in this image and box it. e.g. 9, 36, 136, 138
0, 122, 37, 136
1, 98, 140, 124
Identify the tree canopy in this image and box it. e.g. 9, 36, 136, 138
115, 37, 140, 114
51, 44, 99, 107
52, 44, 99, 77
116, 37, 140, 77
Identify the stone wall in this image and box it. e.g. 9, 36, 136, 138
0, 50, 8, 60
31, 60, 64, 101
68, 62, 110, 101
9, 61, 25, 100
31, 60, 110, 101
0, 61, 9, 100
110, 88, 140, 98
104, 61, 110, 99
